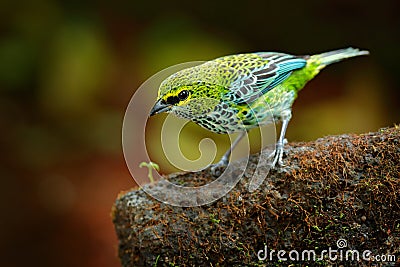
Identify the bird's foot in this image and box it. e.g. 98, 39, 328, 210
210, 156, 229, 177
270, 138, 288, 169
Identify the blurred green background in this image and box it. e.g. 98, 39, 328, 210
0, 1, 399, 266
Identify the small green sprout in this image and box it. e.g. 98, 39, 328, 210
312, 225, 323, 232
139, 161, 160, 183
209, 213, 220, 224
153, 254, 160, 267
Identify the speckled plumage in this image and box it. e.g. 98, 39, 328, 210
150, 47, 369, 170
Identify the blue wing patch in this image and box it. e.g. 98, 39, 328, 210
224, 53, 307, 104
262, 58, 306, 94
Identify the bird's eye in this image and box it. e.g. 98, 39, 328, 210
178, 90, 189, 100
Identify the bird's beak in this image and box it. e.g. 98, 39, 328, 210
150, 99, 170, 116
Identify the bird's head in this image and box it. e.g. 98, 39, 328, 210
150, 79, 223, 119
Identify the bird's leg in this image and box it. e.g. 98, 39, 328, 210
210, 131, 246, 176
271, 110, 292, 168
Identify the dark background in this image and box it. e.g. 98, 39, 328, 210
0, 1, 399, 266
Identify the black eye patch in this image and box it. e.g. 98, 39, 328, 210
166, 96, 180, 105
164, 90, 190, 105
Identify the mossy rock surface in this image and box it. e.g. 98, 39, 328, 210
113, 127, 400, 266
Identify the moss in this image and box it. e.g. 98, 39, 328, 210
113, 127, 400, 266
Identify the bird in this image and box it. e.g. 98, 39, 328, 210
150, 47, 369, 174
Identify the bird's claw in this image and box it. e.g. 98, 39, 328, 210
210, 159, 228, 176
273, 152, 285, 168
270, 139, 287, 169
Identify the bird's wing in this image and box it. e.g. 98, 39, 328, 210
223, 53, 307, 104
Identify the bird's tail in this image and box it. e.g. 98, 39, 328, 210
311, 47, 369, 67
